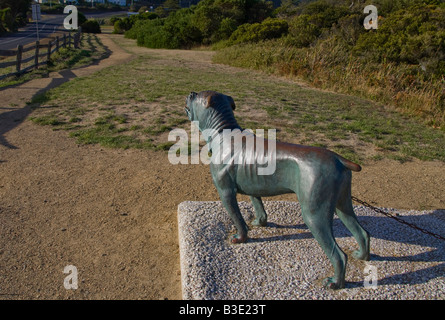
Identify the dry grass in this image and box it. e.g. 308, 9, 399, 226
213, 39, 445, 130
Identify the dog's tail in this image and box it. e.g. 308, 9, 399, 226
337, 155, 362, 172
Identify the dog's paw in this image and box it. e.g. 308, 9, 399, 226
352, 250, 370, 261
323, 277, 345, 290
231, 234, 248, 244
252, 218, 267, 227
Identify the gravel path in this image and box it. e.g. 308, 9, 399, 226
178, 201, 445, 300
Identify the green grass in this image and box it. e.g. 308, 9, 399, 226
27, 36, 445, 162
29, 114, 65, 126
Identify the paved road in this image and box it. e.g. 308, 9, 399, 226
0, 11, 123, 51
0, 15, 65, 51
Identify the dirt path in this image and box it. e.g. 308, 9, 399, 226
0, 34, 444, 300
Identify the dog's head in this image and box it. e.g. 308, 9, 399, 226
185, 91, 236, 125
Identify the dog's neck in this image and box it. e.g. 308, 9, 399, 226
200, 107, 241, 145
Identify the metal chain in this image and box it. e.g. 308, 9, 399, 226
351, 196, 445, 242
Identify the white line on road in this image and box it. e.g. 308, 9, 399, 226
0, 22, 49, 45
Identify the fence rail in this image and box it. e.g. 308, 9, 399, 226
0, 28, 82, 81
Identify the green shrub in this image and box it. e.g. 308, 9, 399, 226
191, 4, 224, 44
215, 17, 238, 41
78, 12, 87, 26
81, 20, 101, 34
214, 34, 445, 128
287, 14, 321, 47
124, 0, 276, 49
113, 19, 128, 34
113, 12, 158, 34
0, 7, 14, 33
227, 18, 289, 46
126, 9, 202, 49
109, 16, 121, 26
286, 1, 350, 48
353, 4, 445, 78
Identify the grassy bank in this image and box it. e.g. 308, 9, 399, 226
213, 38, 445, 130
27, 36, 445, 163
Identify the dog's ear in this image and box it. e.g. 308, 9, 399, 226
204, 92, 236, 110
227, 95, 236, 110
205, 94, 214, 108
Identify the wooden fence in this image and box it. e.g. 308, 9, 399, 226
0, 29, 82, 81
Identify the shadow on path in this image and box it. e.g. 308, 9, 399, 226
0, 37, 113, 156
0, 68, 77, 152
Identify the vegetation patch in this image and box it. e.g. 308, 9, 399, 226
213, 0, 445, 129
27, 36, 445, 163
114, 0, 444, 130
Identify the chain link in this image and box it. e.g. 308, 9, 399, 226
351, 196, 445, 242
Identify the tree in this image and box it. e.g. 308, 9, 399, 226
0, 7, 13, 33
0, 0, 31, 18
155, 0, 181, 18
0, 0, 32, 30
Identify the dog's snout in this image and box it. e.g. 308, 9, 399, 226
186, 92, 197, 106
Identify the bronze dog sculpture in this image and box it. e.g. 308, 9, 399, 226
185, 90, 370, 289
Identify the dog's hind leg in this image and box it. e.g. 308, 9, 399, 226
336, 174, 370, 261
301, 203, 347, 290
250, 196, 267, 227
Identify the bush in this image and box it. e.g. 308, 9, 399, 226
191, 4, 223, 44
113, 19, 130, 34
113, 12, 158, 34
109, 16, 121, 26
0, 7, 14, 33
216, 17, 238, 41
286, 1, 350, 48
287, 14, 321, 47
126, 19, 167, 48
40, 3, 64, 14
128, 10, 202, 49
213, 0, 445, 128
124, 0, 276, 49
78, 12, 87, 26
227, 18, 288, 46
353, 4, 445, 78
81, 19, 101, 34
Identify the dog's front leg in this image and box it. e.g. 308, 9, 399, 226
218, 189, 249, 244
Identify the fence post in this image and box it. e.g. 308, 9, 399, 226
47, 41, 51, 63
16, 44, 23, 74
63, 34, 66, 48
77, 27, 82, 49
35, 40, 40, 70
56, 36, 59, 52
75, 30, 81, 48
68, 32, 72, 48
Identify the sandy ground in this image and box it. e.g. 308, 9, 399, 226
0, 34, 444, 300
